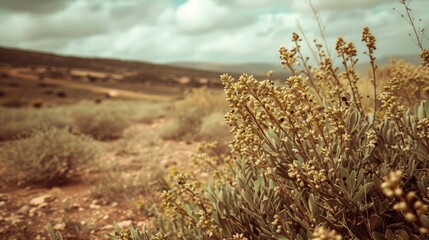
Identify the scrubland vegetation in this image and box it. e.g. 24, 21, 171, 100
1, 1, 429, 239
99, 2, 429, 240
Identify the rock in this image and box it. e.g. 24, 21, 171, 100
111, 202, 118, 207
80, 220, 87, 225
0, 193, 7, 201
117, 220, 132, 228
17, 205, 30, 215
30, 194, 52, 206
102, 224, 114, 230
126, 211, 133, 217
7, 214, 23, 224
103, 215, 109, 220
78, 207, 84, 212
0, 201, 5, 207
89, 203, 100, 209
137, 221, 145, 227
53, 222, 66, 230
38, 202, 48, 208
29, 207, 39, 217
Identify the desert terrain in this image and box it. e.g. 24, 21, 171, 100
0, 47, 231, 239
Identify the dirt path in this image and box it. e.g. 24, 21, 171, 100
0, 119, 197, 239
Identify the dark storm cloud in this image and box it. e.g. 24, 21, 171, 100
0, 0, 70, 15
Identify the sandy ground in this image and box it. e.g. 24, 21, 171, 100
0, 119, 198, 239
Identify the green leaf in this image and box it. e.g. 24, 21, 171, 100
385, 229, 394, 240
420, 215, 429, 228
417, 103, 425, 119
369, 214, 384, 232
353, 182, 374, 202
372, 231, 387, 240
394, 230, 409, 240
308, 193, 319, 219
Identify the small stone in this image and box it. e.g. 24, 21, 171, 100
39, 202, 48, 208
29, 207, 38, 217
103, 215, 109, 220
7, 214, 23, 224
0, 193, 6, 201
0, 201, 5, 207
30, 194, 52, 206
80, 220, 86, 225
137, 221, 145, 227
111, 202, 118, 207
126, 211, 133, 217
89, 203, 100, 209
53, 222, 65, 230
17, 205, 30, 215
117, 220, 132, 228
102, 224, 114, 230
78, 207, 84, 212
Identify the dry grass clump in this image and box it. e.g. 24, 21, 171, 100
71, 100, 170, 140
0, 100, 170, 142
160, 88, 229, 147
72, 106, 130, 140
91, 162, 167, 201
0, 106, 70, 141
106, 4, 429, 240
0, 126, 100, 186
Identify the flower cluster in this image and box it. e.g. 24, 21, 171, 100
313, 226, 343, 240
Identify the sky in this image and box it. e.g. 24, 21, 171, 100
0, 0, 428, 64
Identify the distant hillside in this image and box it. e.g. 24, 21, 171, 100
0, 46, 229, 87
169, 54, 423, 80
168, 62, 291, 79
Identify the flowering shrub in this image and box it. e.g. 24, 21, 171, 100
57, 2, 429, 240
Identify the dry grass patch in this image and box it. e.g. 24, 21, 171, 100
0, 126, 100, 186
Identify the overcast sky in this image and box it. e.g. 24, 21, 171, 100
0, 0, 428, 64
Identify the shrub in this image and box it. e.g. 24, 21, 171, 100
0, 106, 70, 141
159, 88, 229, 144
72, 105, 130, 140
108, 6, 429, 240
91, 163, 167, 201
0, 126, 100, 186
71, 100, 169, 140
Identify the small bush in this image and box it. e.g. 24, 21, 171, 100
72, 106, 130, 140
91, 164, 167, 201
0, 107, 70, 141
160, 88, 229, 144
0, 126, 100, 186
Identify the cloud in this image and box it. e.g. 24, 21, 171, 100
0, 0, 70, 15
175, 0, 254, 34
311, 0, 392, 10
0, 0, 428, 64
